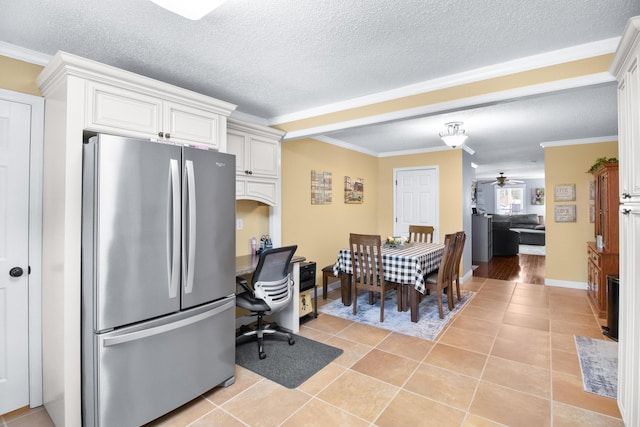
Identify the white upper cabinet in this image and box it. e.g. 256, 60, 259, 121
87, 81, 225, 148
227, 118, 284, 206
227, 130, 278, 178
611, 17, 640, 202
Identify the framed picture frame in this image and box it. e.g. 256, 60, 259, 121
531, 188, 545, 205
344, 176, 364, 204
589, 181, 595, 200
554, 184, 576, 202
311, 170, 332, 205
554, 204, 577, 222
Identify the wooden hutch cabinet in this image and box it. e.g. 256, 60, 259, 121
587, 163, 619, 318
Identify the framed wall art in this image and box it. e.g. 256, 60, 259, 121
589, 181, 595, 200
344, 176, 364, 204
554, 204, 577, 222
554, 184, 576, 202
311, 170, 332, 205
531, 188, 545, 205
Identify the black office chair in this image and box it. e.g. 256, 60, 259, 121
235, 245, 298, 359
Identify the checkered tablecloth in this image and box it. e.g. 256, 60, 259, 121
333, 242, 445, 294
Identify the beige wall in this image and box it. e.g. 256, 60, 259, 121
377, 149, 463, 239
281, 138, 379, 269
0, 55, 43, 95
544, 141, 618, 285
235, 200, 271, 256
280, 138, 466, 275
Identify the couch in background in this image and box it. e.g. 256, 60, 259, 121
491, 213, 546, 247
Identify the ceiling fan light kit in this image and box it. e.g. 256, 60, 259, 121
439, 121, 468, 148
490, 172, 524, 187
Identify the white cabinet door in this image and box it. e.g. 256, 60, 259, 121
618, 55, 640, 202
87, 82, 222, 148
86, 81, 162, 138
227, 128, 279, 205
248, 135, 278, 178
163, 101, 220, 148
618, 205, 640, 425
227, 129, 248, 174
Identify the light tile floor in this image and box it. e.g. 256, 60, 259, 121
2, 277, 623, 426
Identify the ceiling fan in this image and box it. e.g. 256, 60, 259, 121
482, 172, 524, 187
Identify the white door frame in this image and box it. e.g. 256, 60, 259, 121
393, 166, 440, 239
0, 88, 44, 408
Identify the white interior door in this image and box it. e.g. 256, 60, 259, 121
0, 98, 31, 414
394, 167, 439, 240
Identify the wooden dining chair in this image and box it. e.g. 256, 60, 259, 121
424, 233, 457, 319
349, 233, 399, 322
452, 231, 466, 302
408, 225, 435, 243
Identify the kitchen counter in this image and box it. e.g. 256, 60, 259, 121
235, 253, 307, 333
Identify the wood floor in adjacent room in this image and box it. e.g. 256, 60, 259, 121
473, 253, 546, 285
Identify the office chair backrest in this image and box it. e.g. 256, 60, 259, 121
252, 245, 298, 313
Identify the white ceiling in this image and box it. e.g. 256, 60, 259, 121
1, 0, 638, 179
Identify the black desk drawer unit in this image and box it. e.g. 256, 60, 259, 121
299, 262, 317, 319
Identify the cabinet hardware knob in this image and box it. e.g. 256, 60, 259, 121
165, 133, 170, 139
622, 193, 631, 199
158, 132, 164, 138
622, 208, 632, 215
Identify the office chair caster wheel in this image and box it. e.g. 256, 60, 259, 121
288, 337, 295, 345
259, 351, 266, 360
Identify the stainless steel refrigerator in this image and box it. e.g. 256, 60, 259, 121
81, 133, 236, 427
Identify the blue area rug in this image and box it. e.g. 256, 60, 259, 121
574, 336, 618, 399
318, 288, 474, 341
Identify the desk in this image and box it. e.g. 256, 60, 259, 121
333, 242, 444, 322
236, 254, 306, 333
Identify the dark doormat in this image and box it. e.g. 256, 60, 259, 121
235, 335, 343, 389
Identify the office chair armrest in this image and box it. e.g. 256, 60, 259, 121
236, 276, 252, 294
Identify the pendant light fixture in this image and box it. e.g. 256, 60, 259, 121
439, 121, 468, 148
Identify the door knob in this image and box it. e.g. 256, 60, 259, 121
9, 267, 23, 277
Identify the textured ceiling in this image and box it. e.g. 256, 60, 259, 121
1, 0, 638, 178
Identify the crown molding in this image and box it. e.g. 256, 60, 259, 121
540, 135, 618, 148
311, 136, 379, 157
0, 41, 51, 66
610, 16, 640, 76
282, 72, 615, 142
229, 110, 270, 126
269, 38, 619, 126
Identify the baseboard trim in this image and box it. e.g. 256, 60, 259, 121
544, 279, 588, 290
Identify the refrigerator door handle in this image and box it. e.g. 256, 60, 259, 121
168, 158, 180, 299
183, 159, 197, 294
102, 298, 234, 347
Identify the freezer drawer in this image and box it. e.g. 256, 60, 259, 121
84, 298, 235, 427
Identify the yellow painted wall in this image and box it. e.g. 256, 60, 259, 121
0, 55, 43, 95
235, 200, 271, 256
281, 138, 378, 270
377, 149, 463, 239
544, 141, 618, 284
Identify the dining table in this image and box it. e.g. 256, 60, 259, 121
333, 241, 445, 322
